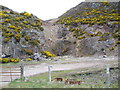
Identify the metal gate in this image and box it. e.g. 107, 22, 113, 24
0, 66, 21, 82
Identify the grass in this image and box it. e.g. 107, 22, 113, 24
3, 67, 119, 88
0, 60, 49, 68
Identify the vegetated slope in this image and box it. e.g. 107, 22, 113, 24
53, 1, 119, 56
0, 5, 45, 58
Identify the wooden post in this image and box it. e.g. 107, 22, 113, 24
20, 62, 24, 81
10, 67, 12, 82
106, 64, 110, 88
48, 66, 52, 82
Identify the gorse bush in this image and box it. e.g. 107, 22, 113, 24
21, 12, 31, 17
116, 41, 120, 44
10, 58, 20, 63
109, 47, 115, 51
29, 39, 40, 47
21, 48, 33, 55
27, 58, 32, 61
25, 49, 33, 55
14, 34, 21, 41
41, 51, 56, 57
98, 38, 104, 41
0, 58, 20, 63
1, 58, 10, 63
78, 36, 85, 40
4, 37, 10, 43
8, 25, 16, 29
1, 9, 44, 48
25, 35, 30, 41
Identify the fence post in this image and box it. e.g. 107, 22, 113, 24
48, 66, 52, 82
106, 64, 110, 88
20, 62, 24, 81
10, 67, 12, 82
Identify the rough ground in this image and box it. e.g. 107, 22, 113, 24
0, 56, 118, 88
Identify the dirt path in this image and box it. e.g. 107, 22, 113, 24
0, 56, 118, 88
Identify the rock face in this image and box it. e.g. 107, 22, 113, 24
1, 5, 45, 59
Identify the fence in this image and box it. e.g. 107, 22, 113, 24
0, 62, 117, 88
0, 63, 24, 82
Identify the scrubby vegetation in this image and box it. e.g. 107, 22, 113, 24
0, 58, 20, 63
1, 9, 43, 43
1, 5, 44, 58
56, 2, 119, 52
41, 51, 56, 57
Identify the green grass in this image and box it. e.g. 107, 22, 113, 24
3, 67, 119, 88
0, 60, 49, 68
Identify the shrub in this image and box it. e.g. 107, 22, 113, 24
78, 36, 85, 40
22, 41, 26, 45
101, 48, 105, 51
17, 26, 22, 30
0, 13, 9, 18
3, 11, 9, 14
23, 12, 31, 16
4, 19, 10, 22
113, 34, 120, 38
97, 21, 104, 25
15, 17, 24, 21
14, 29, 20, 33
27, 58, 32, 61
116, 41, 120, 44
6, 29, 10, 33
25, 25, 30, 29
29, 39, 40, 47
98, 38, 104, 41
21, 31, 27, 37
89, 33, 95, 37
14, 58, 20, 63
109, 47, 115, 51
10, 58, 20, 63
25, 49, 33, 55
8, 25, 16, 29
4, 37, 10, 43
4, 33, 12, 37
23, 21, 29, 24
0, 58, 2, 62
2, 32, 6, 36
101, 1, 109, 6
113, 22, 119, 24
14, 34, 21, 40
1, 58, 10, 63
106, 32, 110, 35
38, 26, 44, 31
41, 51, 56, 57
25, 35, 30, 41
84, 8, 89, 10
96, 31, 103, 36
10, 11, 15, 14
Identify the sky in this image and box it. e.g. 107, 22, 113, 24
0, 0, 85, 20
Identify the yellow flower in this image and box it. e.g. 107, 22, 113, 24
23, 12, 31, 16
27, 58, 32, 61
42, 51, 56, 57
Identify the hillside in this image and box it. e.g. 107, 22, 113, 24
0, 5, 45, 59
51, 1, 119, 56
0, 1, 119, 61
